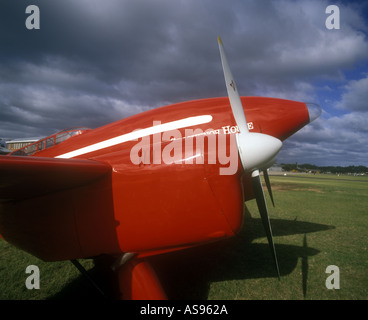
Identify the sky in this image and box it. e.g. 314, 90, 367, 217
0, 0, 367, 166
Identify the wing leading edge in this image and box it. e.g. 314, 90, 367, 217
0, 155, 111, 201
0, 155, 118, 261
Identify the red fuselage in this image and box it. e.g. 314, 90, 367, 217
0, 97, 309, 261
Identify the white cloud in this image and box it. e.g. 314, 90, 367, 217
278, 110, 368, 166
336, 75, 368, 111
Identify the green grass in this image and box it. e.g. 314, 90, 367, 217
0, 241, 98, 300
1, 173, 367, 300
206, 174, 368, 300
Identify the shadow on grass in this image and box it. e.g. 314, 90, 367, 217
47, 211, 334, 300
149, 229, 324, 299
148, 207, 334, 299
46, 265, 112, 300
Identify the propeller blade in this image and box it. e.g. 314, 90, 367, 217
218, 36, 249, 134
263, 169, 275, 207
252, 170, 280, 279
218, 37, 281, 279
218, 37, 283, 172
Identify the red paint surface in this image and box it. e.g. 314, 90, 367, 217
0, 97, 309, 267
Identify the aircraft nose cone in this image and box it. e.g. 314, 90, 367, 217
306, 103, 322, 123
237, 132, 283, 172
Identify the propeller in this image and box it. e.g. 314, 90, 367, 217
263, 168, 275, 207
218, 37, 281, 278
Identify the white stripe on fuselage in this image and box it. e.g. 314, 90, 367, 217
55, 115, 213, 159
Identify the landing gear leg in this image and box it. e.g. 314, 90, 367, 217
116, 257, 167, 300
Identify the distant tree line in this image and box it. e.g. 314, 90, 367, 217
280, 163, 368, 174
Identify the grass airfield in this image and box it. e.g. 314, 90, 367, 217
0, 173, 367, 300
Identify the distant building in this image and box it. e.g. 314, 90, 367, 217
0, 138, 6, 149
0, 138, 12, 155
269, 164, 283, 172
6, 137, 44, 151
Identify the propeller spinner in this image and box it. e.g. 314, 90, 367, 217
218, 37, 281, 278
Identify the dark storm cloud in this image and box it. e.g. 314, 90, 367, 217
0, 0, 367, 165
0, 0, 236, 138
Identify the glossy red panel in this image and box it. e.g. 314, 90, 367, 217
0, 96, 311, 260
241, 97, 310, 141
0, 172, 120, 261
104, 147, 239, 252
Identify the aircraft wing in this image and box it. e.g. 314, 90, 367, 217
0, 155, 111, 201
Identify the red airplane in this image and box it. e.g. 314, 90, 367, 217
0, 38, 321, 299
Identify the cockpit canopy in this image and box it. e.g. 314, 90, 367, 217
9, 127, 91, 156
